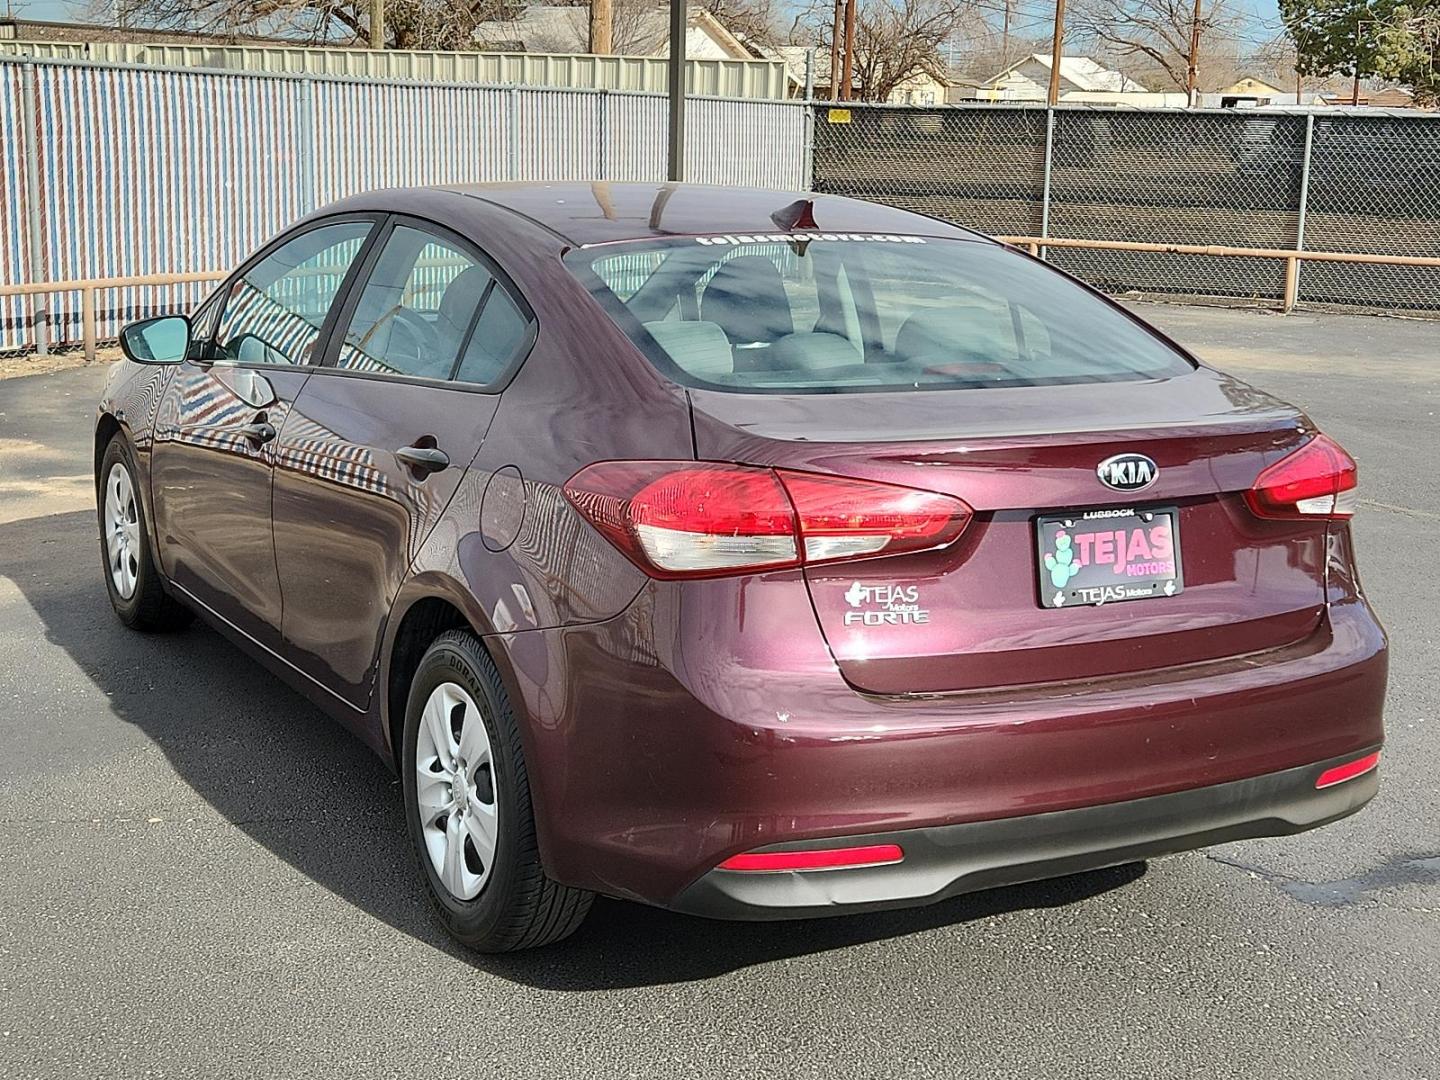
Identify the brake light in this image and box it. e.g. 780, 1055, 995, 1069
563, 461, 971, 579
717, 844, 905, 872
1246, 434, 1357, 520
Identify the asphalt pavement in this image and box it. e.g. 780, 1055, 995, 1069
0, 303, 1436, 1079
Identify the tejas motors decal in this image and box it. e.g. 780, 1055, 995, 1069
843, 581, 931, 626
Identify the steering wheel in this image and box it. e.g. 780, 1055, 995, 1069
386, 308, 444, 370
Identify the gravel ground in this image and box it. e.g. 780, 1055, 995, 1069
0, 303, 1435, 1080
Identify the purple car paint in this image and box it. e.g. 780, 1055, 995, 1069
95, 184, 1386, 951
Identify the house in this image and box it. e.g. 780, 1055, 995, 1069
472, 4, 752, 60
1319, 87, 1417, 108
964, 54, 1147, 103
764, 45, 948, 105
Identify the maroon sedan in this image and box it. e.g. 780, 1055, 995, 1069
96, 184, 1386, 951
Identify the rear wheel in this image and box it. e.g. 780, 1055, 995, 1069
98, 436, 192, 632
402, 629, 592, 952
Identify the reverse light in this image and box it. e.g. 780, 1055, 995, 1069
1315, 751, 1380, 789
716, 844, 905, 872
563, 461, 971, 580
1246, 434, 1358, 520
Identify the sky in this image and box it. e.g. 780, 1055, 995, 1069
13, 0, 1289, 51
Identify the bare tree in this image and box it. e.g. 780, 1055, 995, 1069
104, 0, 515, 47
799, 0, 972, 100
1070, 0, 1244, 90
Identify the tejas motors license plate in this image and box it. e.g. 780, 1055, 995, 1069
1035, 506, 1184, 608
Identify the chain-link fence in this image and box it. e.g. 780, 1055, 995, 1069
812, 103, 1440, 315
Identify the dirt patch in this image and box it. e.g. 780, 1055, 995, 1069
0, 348, 122, 381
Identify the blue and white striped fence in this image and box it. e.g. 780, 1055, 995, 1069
0, 55, 809, 353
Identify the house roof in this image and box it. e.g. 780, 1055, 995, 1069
987, 54, 1147, 94
472, 4, 750, 58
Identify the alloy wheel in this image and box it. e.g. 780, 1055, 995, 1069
414, 681, 500, 901
104, 462, 142, 599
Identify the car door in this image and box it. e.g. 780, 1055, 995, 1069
149, 217, 379, 650
271, 217, 536, 707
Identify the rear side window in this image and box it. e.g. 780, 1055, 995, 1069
564, 236, 1193, 394
334, 223, 533, 386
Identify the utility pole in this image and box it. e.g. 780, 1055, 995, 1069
369, 0, 384, 48
840, 0, 856, 101
590, 0, 613, 54
829, 0, 842, 100
1002, 0, 1012, 63
1185, 0, 1203, 106
1047, 0, 1066, 106
667, 0, 685, 180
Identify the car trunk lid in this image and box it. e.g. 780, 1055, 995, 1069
689, 367, 1328, 695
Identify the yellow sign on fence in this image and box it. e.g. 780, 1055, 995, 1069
827, 108, 853, 124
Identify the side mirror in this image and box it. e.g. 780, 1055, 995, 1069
119, 315, 191, 365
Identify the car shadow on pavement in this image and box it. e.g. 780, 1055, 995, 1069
5, 509, 1145, 990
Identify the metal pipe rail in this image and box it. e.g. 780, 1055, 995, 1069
5, 242, 1440, 362
995, 237, 1440, 312
0, 272, 227, 361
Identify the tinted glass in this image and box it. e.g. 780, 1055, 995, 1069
214, 221, 372, 366
455, 286, 528, 385
566, 236, 1194, 394
336, 225, 493, 380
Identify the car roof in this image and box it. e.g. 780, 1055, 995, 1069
327, 183, 992, 249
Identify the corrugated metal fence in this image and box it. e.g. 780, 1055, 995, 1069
0, 55, 807, 352
0, 40, 791, 100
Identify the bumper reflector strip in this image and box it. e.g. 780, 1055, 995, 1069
717, 844, 905, 873
1315, 751, 1381, 790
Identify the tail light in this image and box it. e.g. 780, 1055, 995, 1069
563, 461, 971, 580
1246, 434, 1358, 520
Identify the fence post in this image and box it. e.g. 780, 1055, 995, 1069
297, 78, 315, 214
19, 61, 48, 356
597, 89, 608, 181
1039, 106, 1056, 261
82, 286, 96, 363
801, 48, 816, 191
1288, 112, 1315, 313
507, 87, 520, 180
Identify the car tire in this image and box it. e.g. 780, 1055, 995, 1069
402, 629, 593, 952
98, 436, 193, 632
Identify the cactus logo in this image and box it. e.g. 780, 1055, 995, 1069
1096, 452, 1158, 493
1044, 530, 1082, 589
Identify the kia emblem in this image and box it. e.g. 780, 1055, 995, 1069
1097, 452, 1158, 493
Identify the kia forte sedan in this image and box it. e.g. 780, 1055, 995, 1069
96, 183, 1387, 951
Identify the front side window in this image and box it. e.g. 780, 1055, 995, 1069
566, 236, 1195, 394
214, 221, 373, 367
334, 224, 530, 385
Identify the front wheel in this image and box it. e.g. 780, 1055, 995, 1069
402, 629, 593, 952
98, 436, 192, 632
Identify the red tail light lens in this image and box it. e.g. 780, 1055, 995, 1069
1246, 434, 1357, 520
717, 844, 905, 872
563, 461, 971, 580
1315, 751, 1380, 789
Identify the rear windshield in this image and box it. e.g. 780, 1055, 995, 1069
564, 235, 1194, 394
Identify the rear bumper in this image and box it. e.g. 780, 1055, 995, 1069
670, 750, 1380, 920
497, 574, 1386, 908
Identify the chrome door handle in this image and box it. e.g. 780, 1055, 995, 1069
239, 421, 277, 446
396, 445, 450, 475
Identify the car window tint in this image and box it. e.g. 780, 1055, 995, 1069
566, 237, 1193, 394
336, 225, 493, 380
214, 221, 371, 367
455, 286, 528, 386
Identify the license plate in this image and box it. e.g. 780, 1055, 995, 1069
1035, 506, 1183, 608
